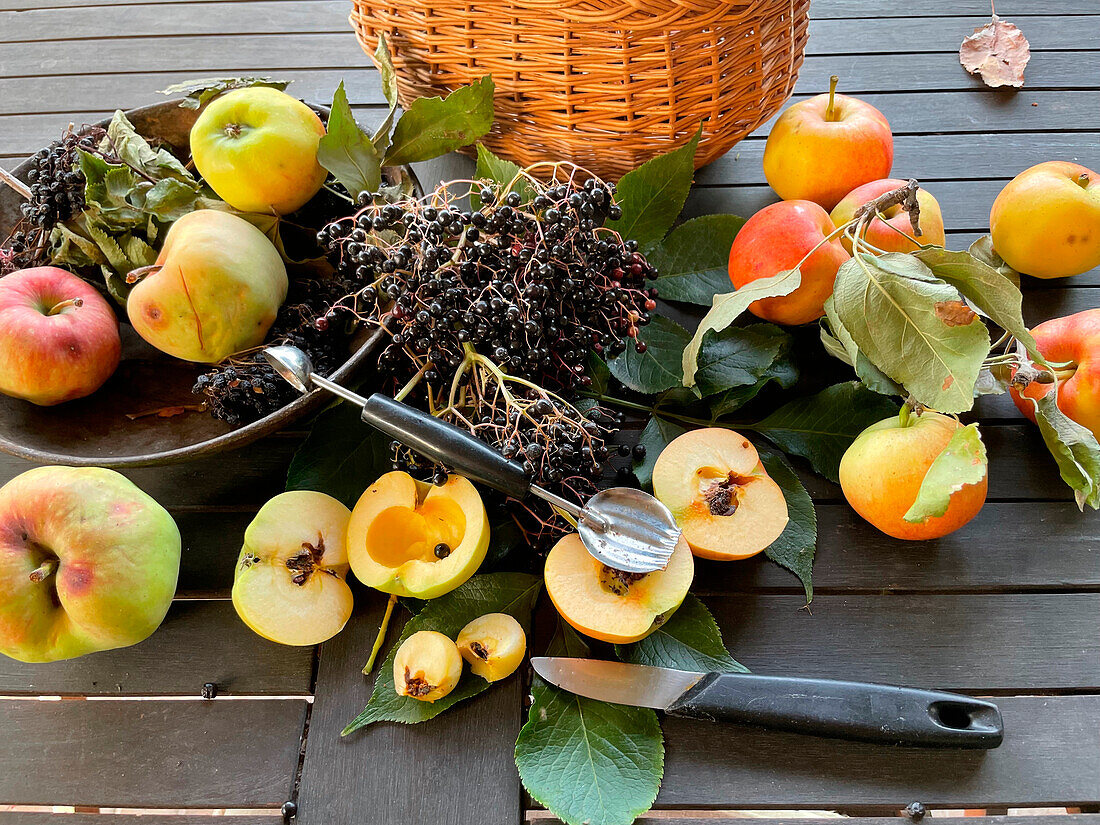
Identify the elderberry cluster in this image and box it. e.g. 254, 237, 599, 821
20, 128, 101, 230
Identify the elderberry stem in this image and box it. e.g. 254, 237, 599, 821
394, 362, 430, 402
361, 594, 398, 676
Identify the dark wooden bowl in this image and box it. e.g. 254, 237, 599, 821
0, 100, 406, 467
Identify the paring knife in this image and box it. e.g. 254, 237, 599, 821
531, 657, 1004, 749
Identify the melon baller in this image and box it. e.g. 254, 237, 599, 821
264, 345, 681, 573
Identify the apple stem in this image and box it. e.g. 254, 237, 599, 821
825, 75, 840, 122
47, 297, 84, 316
126, 264, 162, 285
1077, 173, 1091, 189
28, 558, 58, 583
362, 594, 398, 676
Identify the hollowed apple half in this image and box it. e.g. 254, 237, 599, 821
544, 533, 694, 644
652, 428, 789, 561
347, 471, 489, 599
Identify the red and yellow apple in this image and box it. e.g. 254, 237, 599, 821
346, 472, 489, 600
653, 428, 789, 560
763, 76, 894, 210
126, 209, 287, 363
830, 178, 946, 254
0, 266, 121, 405
544, 532, 694, 644
1010, 309, 1100, 437
990, 162, 1100, 279
231, 490, 353, 646
839, 411, 988, 541
728, 200, 850, 325
0, 466, 180, 663
190, 87, 327, 214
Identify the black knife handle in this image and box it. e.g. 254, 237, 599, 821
665, 672, 1003, 749
361, 394, 531, 499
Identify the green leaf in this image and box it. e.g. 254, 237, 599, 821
472, 143, 535, 207
370, 33, 400, 155
751, 382, 901, 483
383, 76, 495, 166
606, 125, 701, 248
1028, 392, 1100, 510
517, 625, 663, 825
83, 220, 135, 274
317, 81, 383, 197
343, 573, 541, 733
822, 297, 905, 397
107, 110, 196, 184
79, 151, 145, 230
968, 234, 1021, 287
694, 324, 789, 398
913, 246, 1046, 368
758, 450, 817, 601
286, 402, 392, 507
649, 214, 744, 305
120, 233, 158, 267
832, 252, 990, 413
159, 76, 290, 109
616, 594, 746, 673
709, 350, 798, 417
682, 267, 802, 387
139, 178, 204, 222
606, 315, 692, 395
632, 415, 687, 489
903, 422, 988, 523
587, 351, 611, 397
49, 223, 106, 268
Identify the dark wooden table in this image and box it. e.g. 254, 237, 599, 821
2, 1, 1099, 823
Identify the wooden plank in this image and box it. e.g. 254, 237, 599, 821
0, 600, 312, 695
295, 594, 525, 825
806, 17, 1100, 55
4, 816, 277, 824
0, 0, 347, 42
697, 132, 1099, 186
696, 502, 1100, 595
0, 698, 306, 807
813, 0, 1100, 16
658, 695, 1100, 808
613, 819, 1100, 825
705, 594, 1100, 691
0, 69, 385, 116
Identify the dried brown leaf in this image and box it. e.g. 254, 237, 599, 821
960, 14, 1030, 88
934, 300, 979, 327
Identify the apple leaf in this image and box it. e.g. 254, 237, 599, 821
1028, 392, 1100, 511
318, 81, 383, 198
606, 125, 701, 249
286, 401, 392, 507
758, 449, 817, 602
831, 252, 990, 413
473, 143, 535, 207
607, 315, 692, 395
822, 297, 905, 397
960, 14, 1030, 89
709, 349, 798, 418
107, 110, 198, 185
682, 267, 802, 388
913, 246, 1046, 367
383, 76, 495, 166
369, 33, 400, 156
749, 382, 901, 483
968, 235, 1021, 287
694, 324, 789, 399
903, 422, 988, 523
343, 573, 541, 733
516, 624, 663, 825
632, 415, 688, 489
158, 76, 290, 109
649, 214, 744, 305
615, 594, 746, 673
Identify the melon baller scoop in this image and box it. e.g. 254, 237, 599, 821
264, 345, 681, 573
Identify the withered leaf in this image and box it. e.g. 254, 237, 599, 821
960, 14, 1030, 88
935, 300, 979, 327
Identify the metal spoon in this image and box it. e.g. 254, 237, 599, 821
264, 345, 681, 573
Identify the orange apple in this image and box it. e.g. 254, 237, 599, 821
830, 178, 946, 255
763, 76, 894, 210
1009, 309, 1100, 437
839, 411, 988, 541
728, 200, 850, 325
652, 428, 788, 561
990, 162, 1100, 279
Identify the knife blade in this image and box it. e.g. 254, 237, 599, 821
531, 657, 1004, 749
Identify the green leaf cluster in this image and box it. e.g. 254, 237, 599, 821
342, 573, 541, 734
318, 36, 494, 198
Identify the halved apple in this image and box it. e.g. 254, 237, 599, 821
652, 428, 788, 561
231, 490, 353, 646
347, 471, 489, 599
544, 533, 694, 644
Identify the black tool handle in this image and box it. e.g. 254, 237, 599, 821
665, 672, 1003, 749
362, 394, 531, 499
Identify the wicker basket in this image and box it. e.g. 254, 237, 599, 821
350, 0, 811, 179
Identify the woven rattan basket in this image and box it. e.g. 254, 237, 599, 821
350, 0, 811, 179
